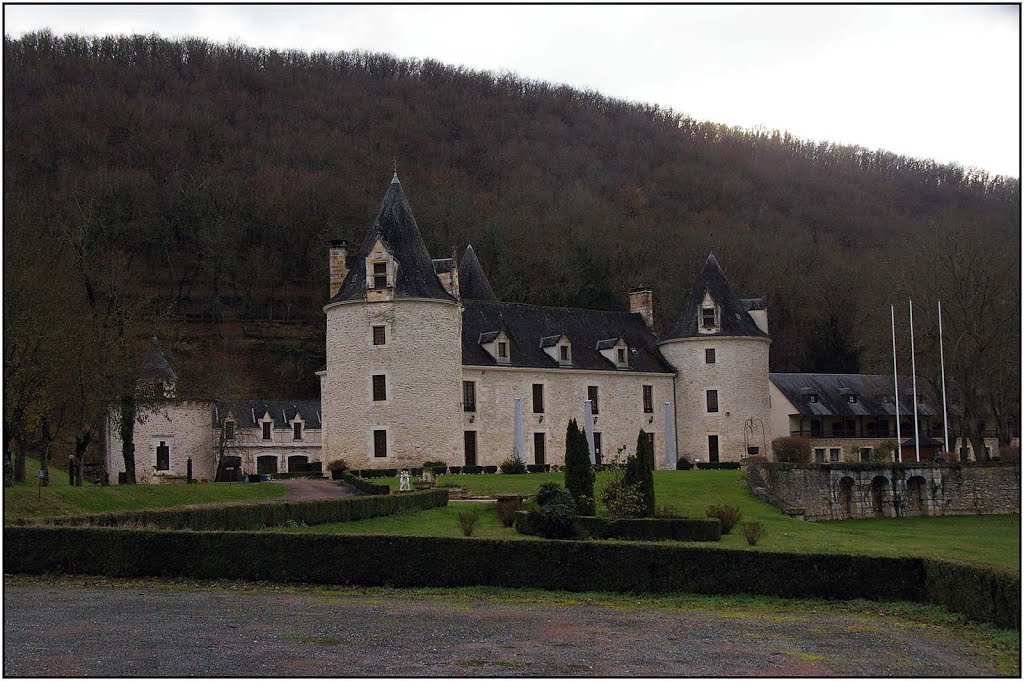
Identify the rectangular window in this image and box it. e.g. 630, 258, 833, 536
373, 429, 388, 458
829, 447, 840, 462
560, 345, 569, 361
808, 394, 818, 403
642, 385, 653, 413
705, 348, 716, 364
293, 423, 303, 441
464, 431, 477, 466
706, 389, 719, 413
588, 386, 599, 414
262, 422, 272, 441
463, 381, 476, 412
372, 325, 386, 345
702, 307, 715, 329
156, 441, 170, 471
859, 447, 872, 462
847, 394, 857, 404
814, 448, 826, 462
224, 422, 234, 440
372, 374, 387, 401
533, 432, 546, 465
532, 384, 544, 414
373, 262, 387, 289
498, 341, 508, 358
617, 348, 626, 363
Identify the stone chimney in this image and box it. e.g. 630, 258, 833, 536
329, 240, 348, 298
629, 287, 654, 328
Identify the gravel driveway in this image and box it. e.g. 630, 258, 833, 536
3, 580, 1008, 676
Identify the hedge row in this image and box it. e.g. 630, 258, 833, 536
694, 462, 742, 470
515, 512, 721, 542
10, 489, 448, 531
4, 526, 1015, 628
339, 471, 390, 495
269, 471, 322, 480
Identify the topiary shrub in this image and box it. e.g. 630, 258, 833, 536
499, 457, 527, 474
706, 504, 743, 534
482, 465, 498, 474
742, 521, 765, 545
623, 431, 655, 515
536, 485, 577, 539
526, 464, 550, 473
772, 436, 812, 463
327, 459, 349, 472
677, 457, 693, 470
458, 511, 479, 536
462, 465, 483, 474
447, 466, 463, 475
535, 482, 563, 507
564, 419, 595, 515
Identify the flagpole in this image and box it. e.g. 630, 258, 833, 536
891, 305, 901, 462
909, 299, 920, 462
938, 301, 950, 455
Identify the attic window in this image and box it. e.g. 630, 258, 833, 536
293, 422, 303, 441
808, 394, 819, 403
847, 394, 857, 404
262, 422, 272, 441
560, 346, 569, 361
224, 421, 235, 441
498, 342, 508, 358
701, 307, 716, 329
617, 348, 626, 363
372, 262, 388, 289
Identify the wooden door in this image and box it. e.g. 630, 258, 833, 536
464, 431, 477, 466
708, 435, 719, 463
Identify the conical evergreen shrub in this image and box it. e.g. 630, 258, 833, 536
563, 419, 595, 515
623, 430, 656, 516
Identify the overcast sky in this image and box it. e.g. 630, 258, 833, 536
5, 4, 1020, 177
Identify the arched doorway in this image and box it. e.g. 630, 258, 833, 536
870, 476, 890, 517
906, 476, 926, 515
257, 455, 278, 475
287, 455, 309, 473
838, 477, 855, 519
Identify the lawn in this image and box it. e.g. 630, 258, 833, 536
4, 458, 286, 519
295, 470, 1021, 571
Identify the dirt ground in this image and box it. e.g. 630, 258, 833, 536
3, 580, 1009, 677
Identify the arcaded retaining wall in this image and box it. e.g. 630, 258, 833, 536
746, 461, 1020, 521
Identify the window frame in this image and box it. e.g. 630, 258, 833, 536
373, 429, 388, 458
463, 381, 476, 412
224, 421, 235, 441
701, 306, 716, 329
372, 261, 388, 289
814, 447, 826, 462
497, 341, 508, 358
155, 440, 170, 471
705, 348, 716, 364
642, 385, 653, 414
587, 385, 599, 415
262, 421, 272, 441
533, 432, 546, 465
372, 374, 387, 402
372, 325, 387, 346
706, 389, 719, 413
293, 422, 303, 441
532, 384, 545, 414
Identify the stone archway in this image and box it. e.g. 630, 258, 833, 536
870, 476, 890, 517
905, 476, 927, 515
838, 477, 855, 519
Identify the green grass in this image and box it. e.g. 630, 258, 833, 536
5, 457, 286, 519
312, 470, 1021, 570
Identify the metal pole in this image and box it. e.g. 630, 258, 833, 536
891, 305, 901, 462
938, 300, 950, 454
909, 299, 921, 462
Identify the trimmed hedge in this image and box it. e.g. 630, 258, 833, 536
462, 465, 483, 474
340, 471, 390, 496
526, 464, 551, 473
354, 469, 399, 479
694, 462, 741, 470
5, 526, 1015, 627
482, 465, 498, 474
515, 512, 721, 542
270, 471, 322, 480
447, 466, 463, 475
9, 489, 448, 531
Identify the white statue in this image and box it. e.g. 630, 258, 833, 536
399, 469, 411, 492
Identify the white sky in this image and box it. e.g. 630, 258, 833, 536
4, 4, 1020, 177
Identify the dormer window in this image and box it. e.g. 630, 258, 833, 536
262, 421, 272, 441
702, 307, 716, 329
560, 346, 569, 361
597, 337, 629, 369
847, 394, 857, 404
498, 341, 508, 358
698, 292, 720, 334
372, 262, 388, 289
480, 330, 511, 365
542, 334, 572, 367
617, 348, 625, 363
224, 421, 235, 441
293, 422, 303, 441
808, 394, 819, 403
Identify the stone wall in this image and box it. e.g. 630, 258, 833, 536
461, 366, 675, 468
659, 335, 771, 462
105, 400, 218, 483
746, 461, 1020, 521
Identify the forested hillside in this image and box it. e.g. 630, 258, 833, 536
4, 32, 1019, 450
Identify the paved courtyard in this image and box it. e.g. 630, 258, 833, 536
3, 580, 1010, 676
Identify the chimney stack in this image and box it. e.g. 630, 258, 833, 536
629, 287, 654, 328
329, 240, 348, 298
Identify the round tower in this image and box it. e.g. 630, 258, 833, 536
320, 174, 463, 469
659, 253, 771, 464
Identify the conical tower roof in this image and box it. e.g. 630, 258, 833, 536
458, 245, 497, 301
140, 339, 178, 382
330, 174, 456, 303
666, 252, 767, 339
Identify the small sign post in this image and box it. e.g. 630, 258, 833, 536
36, 469, 45, 500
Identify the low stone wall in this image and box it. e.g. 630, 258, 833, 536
746, 461, 1020, 521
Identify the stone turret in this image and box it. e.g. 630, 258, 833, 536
658, 253, 771, 463
320, 173, 462, 468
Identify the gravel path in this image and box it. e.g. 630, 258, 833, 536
277, 478, 357, 500
3, 582, 1006, 676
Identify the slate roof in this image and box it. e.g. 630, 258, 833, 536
330, 174, 456, 304
214, 400, 322, 429
140, 343, 177, 382
667, 253, 768, 339
901, 434, 944, 448
740, 297, 767, 311
770, 373, 943, 419
457, 245, 498, 301
462, 300, 673, 373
